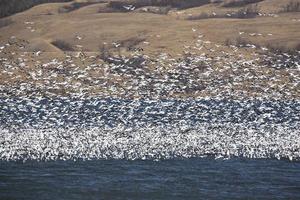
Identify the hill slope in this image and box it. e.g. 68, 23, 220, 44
0, 0, 299, 99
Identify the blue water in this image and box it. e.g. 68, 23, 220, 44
1, 158, 300, 199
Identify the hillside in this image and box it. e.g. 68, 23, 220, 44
0, 0, 299, 99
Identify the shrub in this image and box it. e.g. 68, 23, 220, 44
222, 0, 263, 7
172, 0, 211, 9
265, 43, 300, 54
51, 39, 74, 51
296, 43, 300, 51
119, 37, 145, 50
59, 1, 104, 13
282, 1, 300, 12
107, 0, 211, 11
232, 4, 259, 18
99, 44, 112, 62
224, 36, 253, 47
0, 18, 13, 28
0, 0, 72, 18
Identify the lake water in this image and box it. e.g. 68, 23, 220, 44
0, 97, 299, 198
1, 158, 300, 199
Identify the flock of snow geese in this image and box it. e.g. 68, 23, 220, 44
0, 26, 299, 162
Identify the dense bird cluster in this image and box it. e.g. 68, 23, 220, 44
0, 28, 299, 162
0, 35, 299, 99
0, 119, 299, 161
1, 98, 299, 128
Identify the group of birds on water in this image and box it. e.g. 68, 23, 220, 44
1, 120, 299, 161
0, 26, 299, 161
0, 97, 299, 161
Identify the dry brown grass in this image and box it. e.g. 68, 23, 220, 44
187, 4, 259, 20
186, 12, 211, 20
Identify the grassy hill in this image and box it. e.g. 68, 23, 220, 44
0, 0, 299, 99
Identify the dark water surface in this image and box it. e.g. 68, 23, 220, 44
1, 158, 300, 200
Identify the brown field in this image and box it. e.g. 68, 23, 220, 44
0, 0, 299, 99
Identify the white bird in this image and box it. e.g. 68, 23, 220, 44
123, 5, 135, 11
